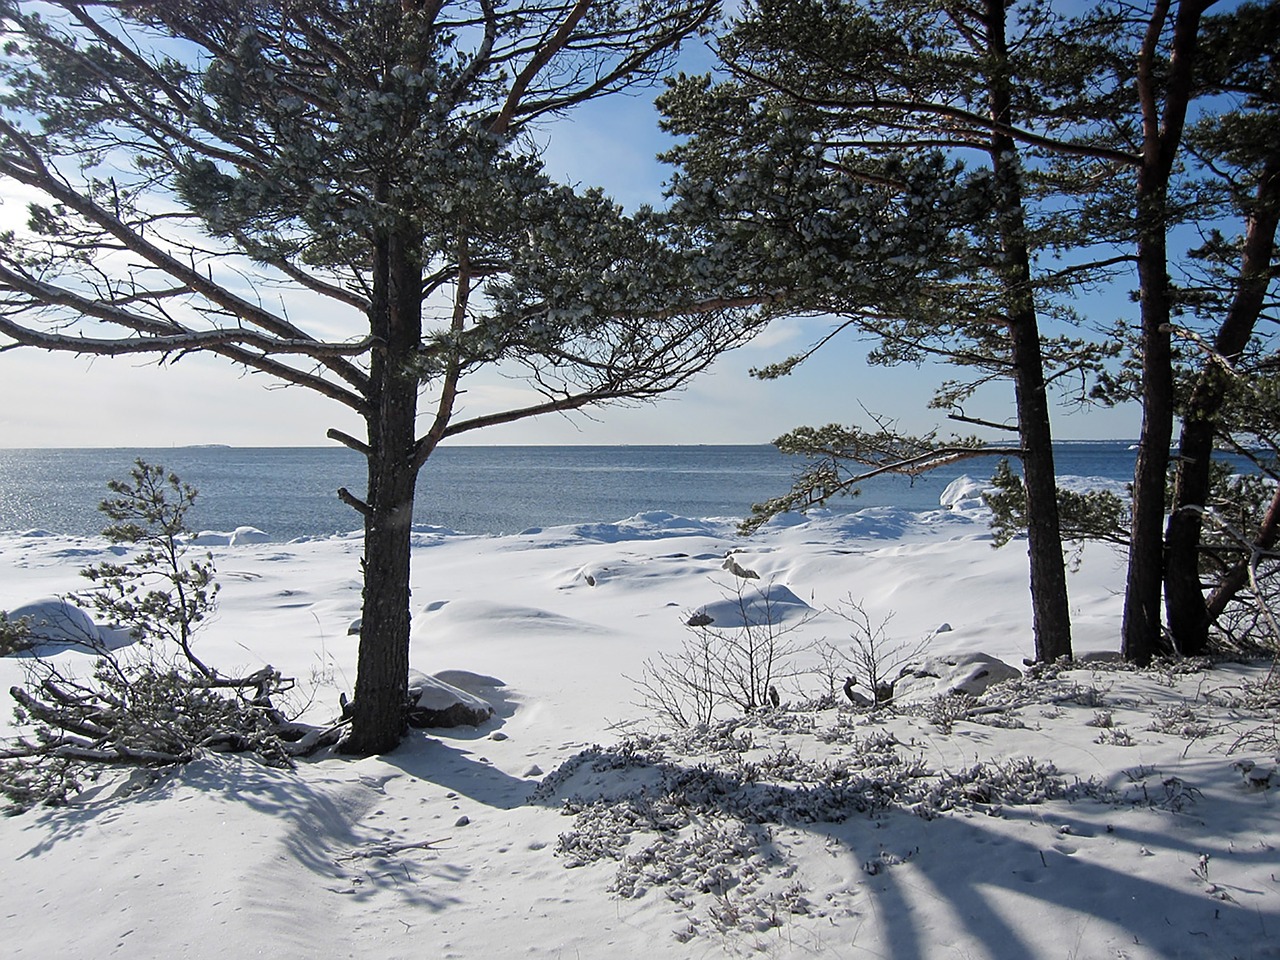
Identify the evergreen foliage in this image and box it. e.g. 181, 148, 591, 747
666, 0, 1280, 661
659, 0, 1139, 661
80, 460, 219, 677
0, 1, 750, 753
0, 462, 294, 813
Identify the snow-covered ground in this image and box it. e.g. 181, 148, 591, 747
1, 493, 1277, 959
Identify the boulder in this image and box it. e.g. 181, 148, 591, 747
695, 582, 811, 629
406, 669, 494, 728
2, 597, 101, 650
939, 476, 992, 515
891, 652, 1020, 703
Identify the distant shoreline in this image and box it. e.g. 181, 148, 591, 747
0, 439, 1139, 451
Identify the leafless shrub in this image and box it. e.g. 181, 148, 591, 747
1094, 728, 1135, 746
631, 579, 816, 728
1121, 768, 1204, 811
1210, 676, 1280, 754
913, 693, 976, 733
1147, 702, 1217, 740
819, 597, 929, 707
1086, 709, 1114, 728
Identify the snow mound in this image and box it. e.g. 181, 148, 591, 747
771, 506, 978, 542
414, 598, 604, 637
1057, 475, 1129, 497
3, 597, 101, 648
756, 510, 810, 529
940, 475, 990, 512
555, 512, 733, 544
409, 524, 467, 547
691, 582, 812, 629
191, 525, 271, 545
892, 652, 1021, 702
432, 669, 505, 694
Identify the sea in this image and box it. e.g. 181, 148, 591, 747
0, 442, 1149, 542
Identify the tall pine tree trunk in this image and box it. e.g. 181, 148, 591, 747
1123, 184, 1177, 665
1010, 314, 1073, 661
985, 0, 1072, 662
1164, 157, 1280, 653
1163, 368, 1227, 654
1121, 0, 1210, 665
342, 225, 423, 755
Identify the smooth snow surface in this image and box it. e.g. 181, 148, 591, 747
1, 502, 1277, 959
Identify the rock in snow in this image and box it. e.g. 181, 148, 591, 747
892, 652, 1021, 702
406, 669, 495, 728
2, 597, 101, 648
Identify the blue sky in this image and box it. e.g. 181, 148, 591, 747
0, 36, 1142, 448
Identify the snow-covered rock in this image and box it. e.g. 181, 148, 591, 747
2, 597, 101, 649
191, 526, 271, 546
406, 669, 495, 728
693, 582, 812, 629
939, 475, 990, 512
892, 652, 1020, 702
192, 530, 234, 545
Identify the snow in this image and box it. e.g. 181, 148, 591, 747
192, 525, 272, 546
3, 596, 103, 646
940, 474, 991, 511
0, 501, 1277, 959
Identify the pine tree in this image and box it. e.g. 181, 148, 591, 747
1117, 0, 1218, 665
665, 0, 1273, 664
1162, 1, 1280, 654
0, 0, 752, 754
660, 0, 1139, 662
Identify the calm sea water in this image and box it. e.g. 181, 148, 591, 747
0, 442, 1144, 541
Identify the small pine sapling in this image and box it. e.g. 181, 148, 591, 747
0, 461, 296, 812
79, 459, 218, 675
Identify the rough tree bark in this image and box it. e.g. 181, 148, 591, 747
1121, 0, 1214, 665
984, 0, 1073, 662
1164, 156, 1280, 654
345, 226, 424, 755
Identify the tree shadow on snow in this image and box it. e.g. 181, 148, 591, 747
529, 743, 1278, 959
13, 754, 467, 914
379, 733, 536, 811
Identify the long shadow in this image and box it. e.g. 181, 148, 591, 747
529, 743, 1279, 959
377, 733, 536, 810
811, 812, 1262, 960
11, 750, 469, 913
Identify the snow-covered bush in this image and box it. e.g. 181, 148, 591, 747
0, 461, 296, 812
0, 613, 32, 657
